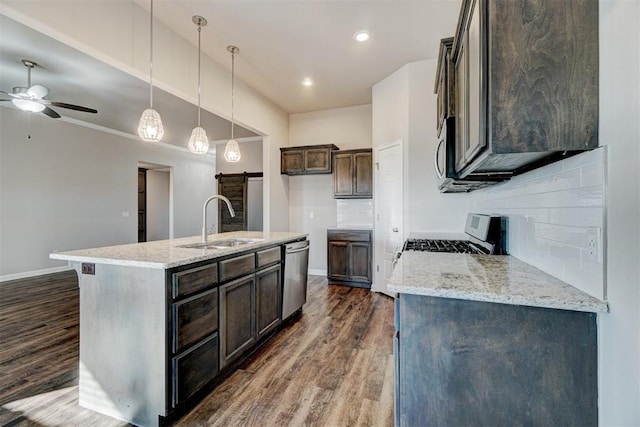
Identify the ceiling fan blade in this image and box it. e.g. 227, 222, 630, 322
27, 84, 49, 99
42, 106, 61, 119
50, 102, 97, 114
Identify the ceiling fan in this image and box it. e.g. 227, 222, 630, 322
0, 59, 97, 119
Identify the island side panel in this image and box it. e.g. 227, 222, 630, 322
71, 262, 167, 427
398, 294, 598, 426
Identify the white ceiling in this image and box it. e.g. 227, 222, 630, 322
135, 0, 462, 113
0, 13, 257, 148
1, 0, 462, 145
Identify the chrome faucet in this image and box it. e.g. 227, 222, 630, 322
202, 195, 235, 243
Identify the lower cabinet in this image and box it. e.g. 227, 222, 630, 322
220, 274, 256, 368
172, 333, 219, 407
327, 229, 372, 286
256, 264, 281, 339
395, 294, 598, 426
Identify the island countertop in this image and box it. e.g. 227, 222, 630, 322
50, 231, 307, 269
387, 251, 608, 313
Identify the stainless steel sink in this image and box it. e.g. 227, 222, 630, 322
178, 237, 264, 250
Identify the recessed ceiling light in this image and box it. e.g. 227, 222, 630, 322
302, 78, 314, 87
354, 31, 370, 42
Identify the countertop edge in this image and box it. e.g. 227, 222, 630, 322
50, 232, 308, 269
386, 283, 609, 313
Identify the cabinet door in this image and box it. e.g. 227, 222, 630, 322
172, 288, 218, 354
349, 242, 372, 283
327, 241, 349, 281
353, 152, 373, 197
172, 333, 219, 407
305, 147, 332, 173
256, 264, 281, 339
220, 275, 256, 368
455, 37, 468, 171
464, 0, 486, 162
333, 153, 355, 197
281, 149, 305, 174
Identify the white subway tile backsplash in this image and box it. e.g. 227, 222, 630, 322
471, 147, 606, 299
336, 199, 374, 227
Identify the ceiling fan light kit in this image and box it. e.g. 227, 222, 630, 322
188, 15, 209, 155
137, 0, 164, 143
1, 59, 96, 119
224, 45, 241, 163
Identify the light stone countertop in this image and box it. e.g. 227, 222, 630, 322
327, 225, 373, 231
50, 231, 307, 269
388, 251, 608, 313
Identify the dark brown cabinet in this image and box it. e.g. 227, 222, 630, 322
435, 37, 454, 137
327, 229, 372, 287
332, 149, 373, 199
256, 264, 281, 339
395, 294, 597, 426
220, 274, 256, 368
452, 0, 598, 179
170, 262, 220, 408
280, 144, 339, 175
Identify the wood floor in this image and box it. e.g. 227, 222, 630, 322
0, 272, 394, 426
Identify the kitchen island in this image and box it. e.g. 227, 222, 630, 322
51, 231, 307, 427
388, 251, 608, 426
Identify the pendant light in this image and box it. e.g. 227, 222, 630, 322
188, 16, 209, 154
137, 0, 164, 142
223, 46, 241, 163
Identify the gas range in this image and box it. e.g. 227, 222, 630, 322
403, 214, 506, 256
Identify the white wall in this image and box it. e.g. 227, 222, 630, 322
596, 0, 640, 424
0, 0, 290, 234
215, 139, 263, 175
146, 169, 170, 242
288, 104, 372, 273
0, 107, 215, 276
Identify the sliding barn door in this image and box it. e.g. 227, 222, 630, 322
216, 172, 263, 233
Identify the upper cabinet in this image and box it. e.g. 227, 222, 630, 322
435, 37, 455, 138
280, 144, 339, 175
452, 0, 598, 179
333, 149, 373, 199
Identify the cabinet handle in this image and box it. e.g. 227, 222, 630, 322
434, 137, 444, 180
393, 228, 399, 232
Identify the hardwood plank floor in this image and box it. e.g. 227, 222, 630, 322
0, 272, 394, 426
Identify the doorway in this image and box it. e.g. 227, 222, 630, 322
138, 162, 172, 242
373, 141, 403, 296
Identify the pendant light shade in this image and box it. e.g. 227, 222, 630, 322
138, 0, 164, 142
188, 126, 209, 154
224, 139, 241, 162
224, 45, 241, 163
188, 15, 209, 154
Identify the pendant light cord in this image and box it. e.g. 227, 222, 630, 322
197, 22, 202, 127
231, 49, 235, 140
149, 0, 154, 109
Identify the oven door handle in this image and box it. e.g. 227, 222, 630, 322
434, 137, 444, 180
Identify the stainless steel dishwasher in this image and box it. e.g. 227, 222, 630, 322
282, 239, 310, 320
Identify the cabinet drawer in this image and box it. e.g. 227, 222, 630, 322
172, 263, 218, 299
327, 230, 372, 242
173, 288, 218, 354
219, 253, 256, 282
172, 333, 219, 407
257, 246, 281, 268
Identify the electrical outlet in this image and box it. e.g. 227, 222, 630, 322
82, 263, 95, 275
585, 227, 600, 262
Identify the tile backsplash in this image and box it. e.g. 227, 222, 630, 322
471, 148, 606, 300
336, 199, 374, 227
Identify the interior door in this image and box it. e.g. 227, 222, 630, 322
374, 142, 403, 297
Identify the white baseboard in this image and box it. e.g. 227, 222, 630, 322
308, 268, 327, 277
0, 266, 74, 283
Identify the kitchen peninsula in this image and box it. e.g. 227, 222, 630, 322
51, 231, 307, 426
389, 251, 608, 426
